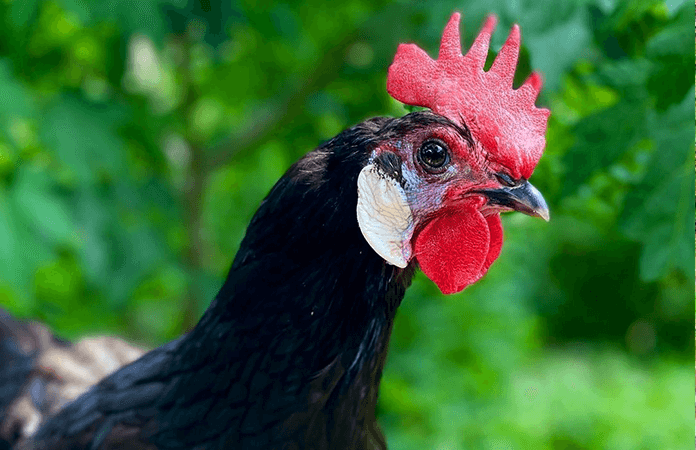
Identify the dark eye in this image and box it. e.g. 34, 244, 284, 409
495, 172, 516, 187
418, 139, 450, 172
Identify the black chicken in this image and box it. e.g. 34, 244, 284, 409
3, 13, 549, 450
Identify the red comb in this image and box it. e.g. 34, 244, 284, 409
387, 13, 550, 179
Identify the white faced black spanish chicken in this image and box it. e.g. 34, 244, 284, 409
1, 13, 550, 450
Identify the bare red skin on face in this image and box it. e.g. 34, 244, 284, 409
386, 13, 549, 293
414, 201, 503, 294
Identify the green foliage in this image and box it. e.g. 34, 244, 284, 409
0, 0, 692, 448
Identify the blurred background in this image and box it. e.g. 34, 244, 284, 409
0, 0, 693, 448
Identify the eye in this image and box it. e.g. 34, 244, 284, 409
495, 172, 516, 187
418, 139, 450, 172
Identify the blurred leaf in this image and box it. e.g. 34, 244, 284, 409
55, 0, 92, 23
597, 58, 653, 96
522, 4, 592, 93
620, 89, 694, 281
11, 168, 73, 243
33, 255, 82, 305
0, 191, 20, 286
0, 59, 35, 119
644, 2, 694, 109
90, 0, 188, 44
561, 97, 648, 195
7, 0, 39, 31
496, 350, 692, 450
130, 265, 187, 341
73, 190, 111, 283
0, 184, 52, 298
645, 3, 693, 59
40, 95, 126, 184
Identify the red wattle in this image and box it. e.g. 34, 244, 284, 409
414, 208, 503, 294
481, 214, 503, 276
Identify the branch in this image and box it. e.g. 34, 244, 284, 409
203, 32, 358, 171
176, 33, 206, 332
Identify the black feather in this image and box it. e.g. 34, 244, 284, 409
21, 111, 468, 450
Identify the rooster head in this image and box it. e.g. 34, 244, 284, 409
357, 13, 550, 294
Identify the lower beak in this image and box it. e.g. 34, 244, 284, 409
482, 181, 550, 221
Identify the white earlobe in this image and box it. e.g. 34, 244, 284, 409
356, 164, 414, 268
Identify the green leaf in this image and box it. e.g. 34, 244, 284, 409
597, 58, 653, 96
40, 95, 126, 184
561, 97, 648, 195
11, 168, 73, 244
645, 2, 694, 110
645, 2, 693, 59
620, 88, 694, 281
73, 190, 111, 283
7, 0, 39, 31
0, 59, 36, 119
0, 190, 20, 285
0, 181, 53, 294
90, 0, 167, 44
522, 5, 592, 93
55, 0, 93, 23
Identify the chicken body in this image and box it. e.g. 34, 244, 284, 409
12, 114, 448, 450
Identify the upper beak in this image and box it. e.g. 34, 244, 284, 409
481, 181, 550, 222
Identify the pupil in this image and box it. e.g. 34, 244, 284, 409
422, 142, 446, 168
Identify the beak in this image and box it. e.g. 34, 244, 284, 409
482, 181, 550, 221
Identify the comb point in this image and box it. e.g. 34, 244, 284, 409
464, 14, 497, 69
490, 24, 521, 83
481, 14, 498, 35
439, 12, 462, 59
387, 43, 437, 108
523, 71, 543, 96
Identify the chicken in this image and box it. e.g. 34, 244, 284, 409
4, 12, 549, 450
0, 310, 145, 446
